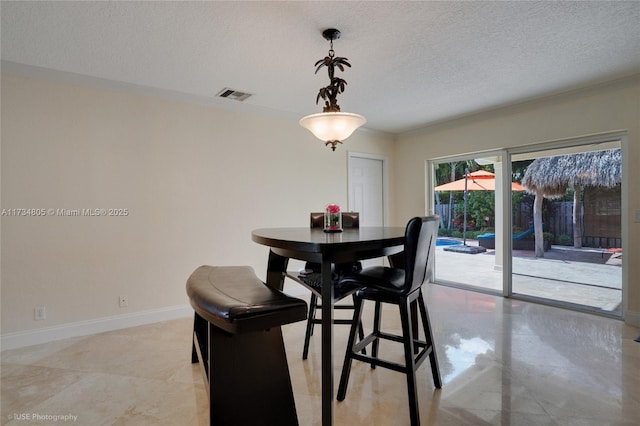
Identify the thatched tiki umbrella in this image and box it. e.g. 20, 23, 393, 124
522, 149, 621, 257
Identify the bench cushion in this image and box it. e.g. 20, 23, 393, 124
187, 265, 307, 334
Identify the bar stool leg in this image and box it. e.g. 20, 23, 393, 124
399, 297, 420, 426
337, 295, 365, 402
418, 291, 442, 388
370, 301, 382, 369
302, 294, 318, 359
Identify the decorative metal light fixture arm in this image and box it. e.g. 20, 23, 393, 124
314, 36, 351, 113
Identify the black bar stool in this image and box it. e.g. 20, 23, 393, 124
336, 216, 442, 426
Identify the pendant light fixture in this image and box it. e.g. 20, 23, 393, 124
299, 29, 366, 151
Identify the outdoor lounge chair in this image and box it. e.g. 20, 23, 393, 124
477, 224, 537, 250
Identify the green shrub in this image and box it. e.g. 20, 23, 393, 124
466, 230, 485, 239
523, 230, 554, 242
438, 228, 452, 237
556, 234, 572, 245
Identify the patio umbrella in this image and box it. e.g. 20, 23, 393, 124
434, 169, 525, 246
434, 170, 525, 192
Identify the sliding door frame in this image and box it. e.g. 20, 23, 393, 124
427, 149, 508, 296
428, 130, 627, 319
506, 131, 626, 318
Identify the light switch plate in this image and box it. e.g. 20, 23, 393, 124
635, 210, 640, 223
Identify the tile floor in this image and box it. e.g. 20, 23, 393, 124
2, 284, 639, 425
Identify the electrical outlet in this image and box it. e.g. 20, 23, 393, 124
119, 295, 128, 308
35, 306, 46, 321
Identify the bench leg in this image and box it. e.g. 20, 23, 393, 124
192, 312, 211, 394
192, 312, 208, 364
208, 324, 298, 426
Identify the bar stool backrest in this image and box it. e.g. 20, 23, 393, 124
403, 215, 439, 296
309, 212, 360, 229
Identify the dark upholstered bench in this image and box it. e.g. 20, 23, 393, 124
187, 265, 307, 426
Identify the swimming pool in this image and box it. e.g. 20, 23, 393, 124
436, 238, 462, 246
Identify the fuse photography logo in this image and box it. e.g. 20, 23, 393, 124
7, 413, 78, 422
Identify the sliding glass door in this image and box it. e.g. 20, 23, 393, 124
430, 135, 623, 319
510, 141, 622, 317
431, 153, 506, 294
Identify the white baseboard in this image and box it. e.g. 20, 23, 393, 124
624, 309, 640, 327
1, 304, 193, 351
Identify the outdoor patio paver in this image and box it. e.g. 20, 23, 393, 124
435, 243, 622, 315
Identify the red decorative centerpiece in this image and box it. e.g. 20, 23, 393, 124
324, 204, 343, 233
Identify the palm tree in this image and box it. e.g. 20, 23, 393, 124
315, 55, 351, 80
314, 55, 351, 112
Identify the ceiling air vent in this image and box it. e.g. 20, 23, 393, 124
216, 88, 252, 102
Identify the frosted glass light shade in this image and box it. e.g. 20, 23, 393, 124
299, 112, 366, 143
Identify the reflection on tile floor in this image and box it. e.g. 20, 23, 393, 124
2, 285, 639, 425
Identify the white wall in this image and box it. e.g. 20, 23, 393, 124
394, 75, 640, 326
0, 73, 395, 347
4, 70, 637, 349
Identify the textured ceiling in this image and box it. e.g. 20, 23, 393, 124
2, 1, 639, 135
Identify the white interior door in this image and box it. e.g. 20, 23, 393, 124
348, 154, 385, 226
348, 153, 386, 267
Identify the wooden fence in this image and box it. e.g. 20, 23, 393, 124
437, 201, 621, 248
513, 201, 573, 236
